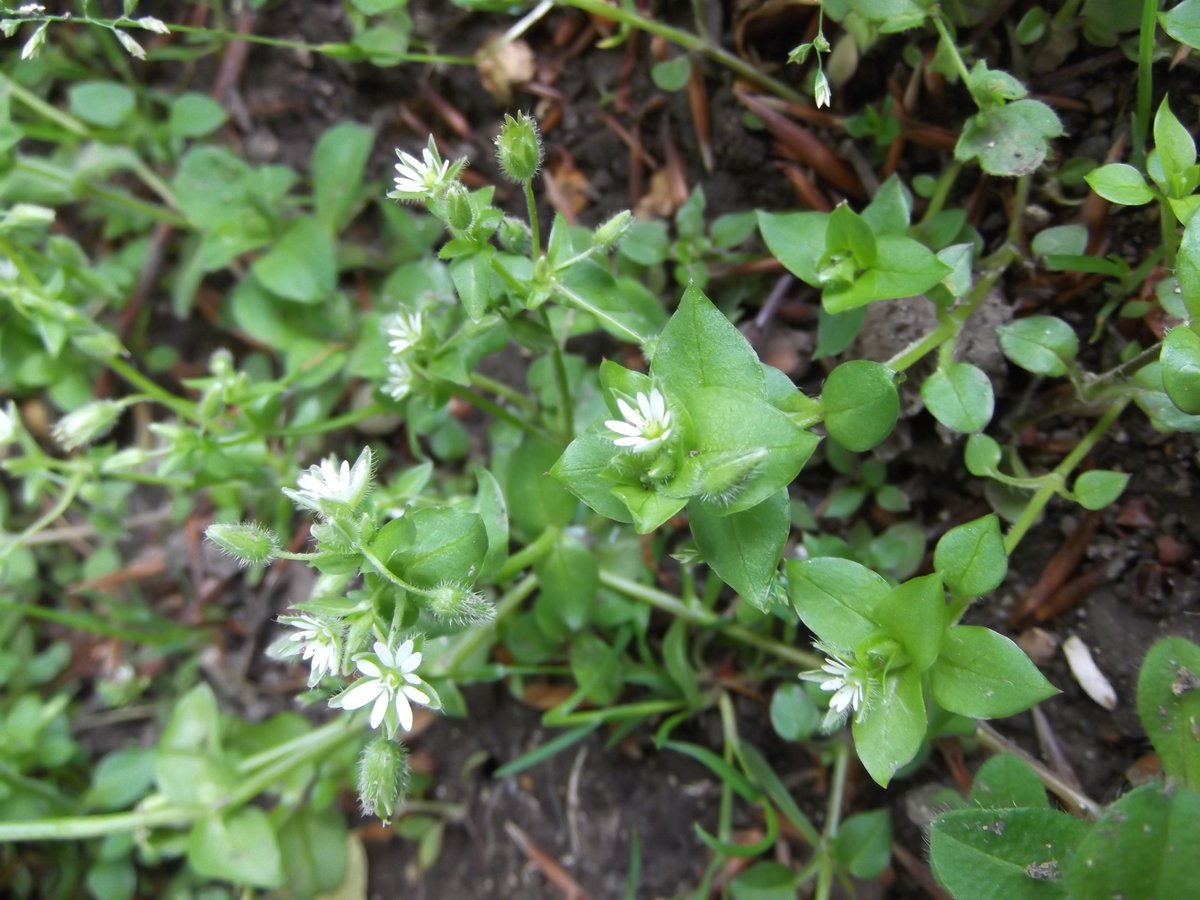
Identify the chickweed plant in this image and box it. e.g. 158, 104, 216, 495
1, 0, 1199, 897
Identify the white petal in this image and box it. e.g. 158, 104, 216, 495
615, 398, 640, 424
402, 685, 430, 706
605, 419, 641, 437
339, 679, 384, 710
394, 692, 414, 732
373, 641, 394, 666
369, 691, 390, 729
613, 435, 646, 447
401, 650, 422, 673
648, 390, 666, 420
357, 659, 381, 678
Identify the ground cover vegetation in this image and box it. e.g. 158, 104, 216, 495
1, 0, 1199, 897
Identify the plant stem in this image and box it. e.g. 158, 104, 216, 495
0, 469, 85, 564
523, 178, 542, 258
598, 570, 821, 668
1003, 399, 1128, 555
469, 372, 535, 414
495, 527, 560, 581
814, 740, 850, 900
931, 12, 974, 90
538, 308, 575, 441
442, 380, 557, 444
553, 0, 809, 106
107, 357, 200, 422
976, 722, 1102, 819
1134, 0, 1159, 166
0, 803, 202, 842
553, 281, 651, 346
919, 160, 963, 225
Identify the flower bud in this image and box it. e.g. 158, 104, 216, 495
51, 400, 123, 451
205, 522, 281, 567
443, 182, 474, 231
593, 210, 634, 250
494, 112, 542, 183
498, 216, 531, 254
429, 582, 495, 626
0, 400, 19, 447
357, 735, 409, 822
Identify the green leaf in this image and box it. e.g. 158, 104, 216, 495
449, 247, 495, 320
853, 666, 926, 787
507, 435, 578, 535
931, 807, 1088, 899
312, 121, 374, 234
652, 285, 765, 403
1154, 99, 1197, 192
188, 808, 284, 889
770, 682, 820, 742
664, 740, 762, 803
67, 81, 135, 128
675, 388, 818, 514
1179, 218, 1200, 322
827, 204, 878, 267
277, 806, 348, 898
1162, 0, 1200, 49
922, 363, 995, 433
931, 626, 1057, 718
758, 210, 829, 286
964, 433, 1003, 476
955, 99, 1063, 177
833, 809, 892, 879
569, 632, 624, 705
1064, 783, 1200, 899
1031, 224, 1088, 258
970, 754, 1049, 810
650, 56, 691, 91
167, 92, 228, 139
934, 514, 1008, 598
997, 316, 1078, 376
663, 618, 700, 705
534, 536, 597, 633
1162, 326, 1200, 414
251, 217, 337, 304
550, 428, 634, 524
159, 683, 221, 752
1085, 163, 1156, 206
690, 491, 789, 609
729, 862, 800, 900
814, 306, 867, 358
1136, 637, 1200, 788
619, 220, 670, 266
1071, 470, 1130, 510
85, 748, 156, 811
872, 573, 945, 671
787, 557, 891, 649
822, 235, 950, 314
472, 465, 509, 581
381, 507, 488, 588
821, 360, 899, 452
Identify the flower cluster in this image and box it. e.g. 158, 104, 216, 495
381, 309, 425, 401
281, 446, 373, 518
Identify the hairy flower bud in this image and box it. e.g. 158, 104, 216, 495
443, 182, 474, 231
357, 735, 409, 822
592, 210, 634, 250
205, 522, 281, 567
498, 216, 531, 254
494, 112, 542, 183
51, 400, 123, 451
429, 582, 496, 626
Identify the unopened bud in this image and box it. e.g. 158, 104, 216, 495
205, 521, 281, 567
51, 400, 123, 451
494, 112, 542, 183
357, 735, 409, 822
498, 216, 531, 254
429, 582, 495, 625
593, 210, 634, 250
444, 183, 474, 231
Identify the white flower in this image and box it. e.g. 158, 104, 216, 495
383, 357, 415, 401
135, 16, 170, 34
386, 310, 423, 355
285, 615, 341, 686
334, 639, 431, 733
815, 655, 866, 714
814, 72, 832, 109
0, 400, 18, 446
282, 446, 373, 517
391, 139, 456, 202
800, 649, 873, 730
605, 388, 673, 453
18, 4, 46, 14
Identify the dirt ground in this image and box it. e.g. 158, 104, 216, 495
128, 1, 1200, 896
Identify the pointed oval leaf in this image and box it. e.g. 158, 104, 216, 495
931, 626, 1057, 718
